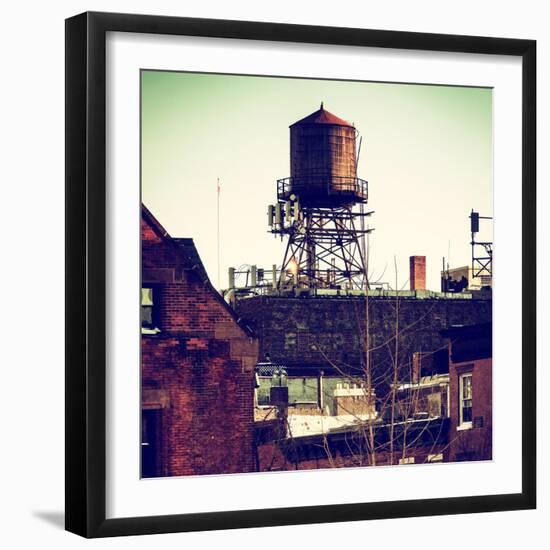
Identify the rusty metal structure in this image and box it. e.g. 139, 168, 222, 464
269, 103, 373, 291
469, 209, 493, 281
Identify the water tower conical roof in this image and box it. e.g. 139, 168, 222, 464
290, 103, 353, 128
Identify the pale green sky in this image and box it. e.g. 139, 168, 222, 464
141, 70, 492, 291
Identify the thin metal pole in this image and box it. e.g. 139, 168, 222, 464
217, 177, 221, 290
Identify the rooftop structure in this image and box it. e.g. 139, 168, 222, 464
267, 104, 373, 292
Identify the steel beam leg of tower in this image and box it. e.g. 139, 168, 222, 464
275, 206, 372, 291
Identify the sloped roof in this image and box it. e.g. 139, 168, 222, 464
172, 238, 209, 282
290, 104, 353, 128
141, 204, 256, 338
142, 202, 171, 240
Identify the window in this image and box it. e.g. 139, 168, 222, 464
459, 373, 473, 428
256, 377, 272, 406
141, 286, 159, 332
288, 377, 318, 405
427, 392, 442, 418
284, 332, 297, 349
256, 376, 319, 407
399, 457, 414, 465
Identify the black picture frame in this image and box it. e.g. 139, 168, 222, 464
65, 11, 536, 538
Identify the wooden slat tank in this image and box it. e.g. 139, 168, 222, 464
286, 103, 366, 207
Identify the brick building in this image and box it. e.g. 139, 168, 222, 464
236, 292, 492, 397
444, 323, 492, 462
254, 322, 492, 471
140, 205, 259, 477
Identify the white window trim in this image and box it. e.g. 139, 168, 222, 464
456, 423, 472, 431
458, 372, 473, 430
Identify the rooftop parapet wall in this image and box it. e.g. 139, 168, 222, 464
235, 295, 492, 391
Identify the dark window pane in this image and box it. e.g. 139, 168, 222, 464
142, 305, 153, 327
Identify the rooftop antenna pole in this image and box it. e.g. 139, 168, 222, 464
356, 135, 368, 290
217, 177, 221, 290
442, 256, 446, 293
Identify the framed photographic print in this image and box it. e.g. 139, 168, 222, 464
65, 11, 536, 538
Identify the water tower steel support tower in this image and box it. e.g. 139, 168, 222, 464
269, 104, 373, 291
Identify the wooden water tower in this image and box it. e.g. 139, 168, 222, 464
270, 104, 373, 291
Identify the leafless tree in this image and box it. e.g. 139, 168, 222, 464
261, 250, 469, 471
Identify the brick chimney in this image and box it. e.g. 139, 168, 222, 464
410, 256, 426, 291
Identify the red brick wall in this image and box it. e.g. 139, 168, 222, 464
142, 337, 257, 476
141, 217, 162, 244
141, 209, 258, 476
449, 356, 492, 462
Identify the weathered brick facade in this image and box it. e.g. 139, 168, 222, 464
236, 294, 492, 395
445, 323, 492, 462
141, 205, 259, 477
448, 357, 492, 461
